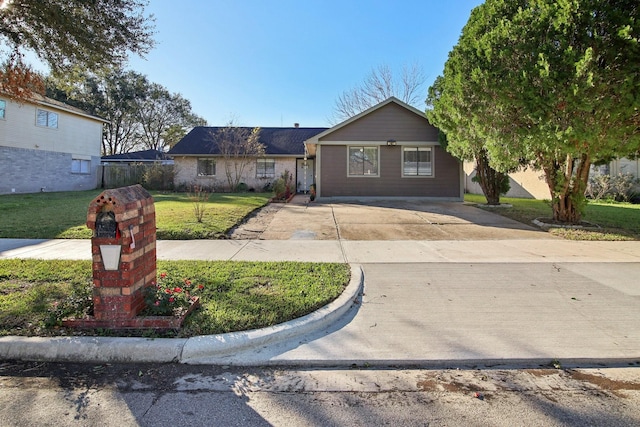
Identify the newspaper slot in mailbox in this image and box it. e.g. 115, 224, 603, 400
95, 210, 120, 270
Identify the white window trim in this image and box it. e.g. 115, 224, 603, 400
402, 146, 435, 178
0, 99, 6, 120
347, 145, 380, 177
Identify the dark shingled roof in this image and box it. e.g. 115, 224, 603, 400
168, 127, 329, 156
101, 149, 171, 162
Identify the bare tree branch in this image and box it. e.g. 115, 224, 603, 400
401, 62, 427, 106
331, 63, 426, 124
210, 120, 265, 192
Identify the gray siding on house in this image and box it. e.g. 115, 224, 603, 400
319, 145, 460, 198
314, 99, 461, 199
320, 102, 439, 142
0, 146, 99, 194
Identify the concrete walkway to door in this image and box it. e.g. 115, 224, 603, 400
257, 195, 552, 240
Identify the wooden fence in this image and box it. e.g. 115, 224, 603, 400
99, 164, 175, 190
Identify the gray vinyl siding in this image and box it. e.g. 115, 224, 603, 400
316, 101, 461, 198
320, 102, 439, 142
320, 145, 460, 198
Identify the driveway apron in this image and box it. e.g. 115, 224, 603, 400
261, 197, 551, 241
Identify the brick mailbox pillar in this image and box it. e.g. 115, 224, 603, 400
85, 184, 156, 326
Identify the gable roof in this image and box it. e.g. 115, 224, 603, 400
168, 126, 328, 156
101, 149, 172, 163
305, 97, 429, 147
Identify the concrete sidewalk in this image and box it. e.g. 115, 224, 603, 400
2, 238, 640, 264
1, 238, 639, 367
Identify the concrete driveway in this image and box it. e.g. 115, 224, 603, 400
258, 196, 550, 240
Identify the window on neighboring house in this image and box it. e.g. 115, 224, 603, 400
36, 108, 58, 128
71, 158, 91, 174
403, 147, 433, 176
0, 99, 6, 119
256, 158, 275, 178
348, 146, 379, 176
197, 158, 216, 176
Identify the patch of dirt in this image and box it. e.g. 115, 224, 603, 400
568, 370, 640, 397
533, 217, 601, 230
525, 369, 560, 377
0, 360, 226, 392
227, 203, 283, 239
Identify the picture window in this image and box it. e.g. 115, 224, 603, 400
348, 146, 379, 176
197, 158, 216, 176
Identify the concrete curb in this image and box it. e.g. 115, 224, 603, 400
0, 264, 363, 364
0, 336, 188, 363
180, 264, 364, 364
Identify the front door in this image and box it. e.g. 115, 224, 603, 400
296, 159, 314, 193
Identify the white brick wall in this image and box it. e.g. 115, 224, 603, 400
174, 156, 297, 192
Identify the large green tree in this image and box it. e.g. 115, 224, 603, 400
134, 83, 207, 152
47, 69, 206, 155
1, 0, 154, 100
436, 0, 640, 223
427, 75, 510, 205
47, 69, 148, 155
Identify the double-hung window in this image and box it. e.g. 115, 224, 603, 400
197, 158, 216, 176
403, 147, 433, 177
36, 108, 58, 128
348, 146, 379, 176
71, 157, 91, 174
0, 99, 6, 119
256, 158, 275, 178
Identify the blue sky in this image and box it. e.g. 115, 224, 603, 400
127, 1, 483, 127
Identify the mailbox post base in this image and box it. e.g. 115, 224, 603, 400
63, 298, 200, 330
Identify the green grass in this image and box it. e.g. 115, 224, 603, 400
0, 190, 270, 239
465, 193, 640, 240
153, 192, 270, 239
0, 259, 350, 337
0, 191, 98, 239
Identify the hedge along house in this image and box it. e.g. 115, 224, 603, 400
169, 126, 327, 192
304, 97, 463, 200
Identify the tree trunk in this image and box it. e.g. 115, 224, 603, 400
474, 150, 509, 205
545, 153, 591, 224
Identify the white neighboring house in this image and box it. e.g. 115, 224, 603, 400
0, 94, 107, 194
606, 157, 640, 178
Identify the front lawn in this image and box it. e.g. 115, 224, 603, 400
0, 190, 270, 239
465, 194, 640, 240
0, 259, 350, 338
